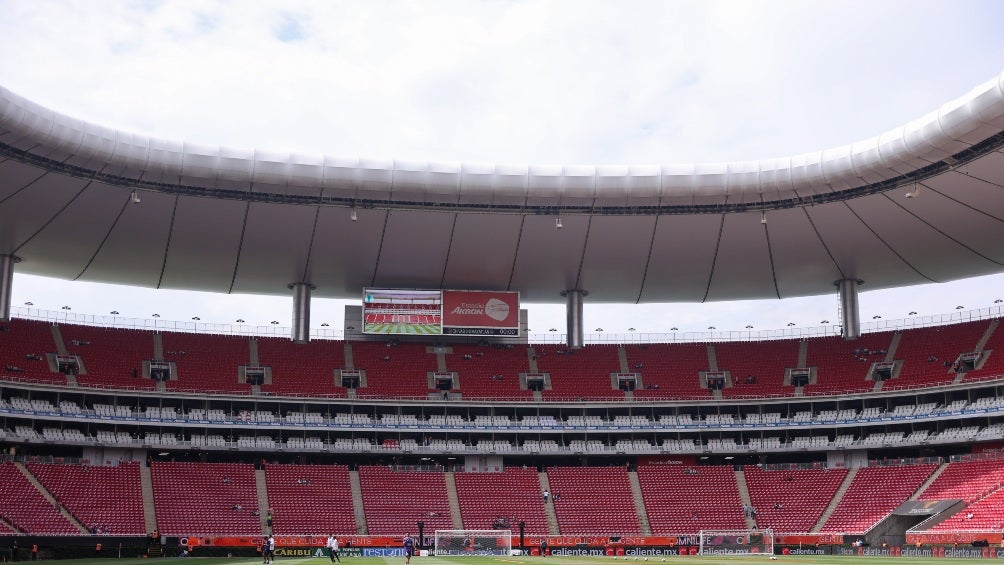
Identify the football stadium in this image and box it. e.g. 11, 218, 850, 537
1, 3, 1004, 563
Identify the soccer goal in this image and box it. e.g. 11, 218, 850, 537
698, 529, 774, 556
434, 530, 513, 556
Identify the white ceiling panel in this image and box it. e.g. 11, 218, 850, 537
79, 189, 176, 287
303, 206, 384, 297
370, 209, 455, 289
640, 215, 722, 302
0, 168, 89, 252
441, 213, 522, 291
510, 214, 588, 302
158, 196, 249, 291
578, 215, 656, 302
230, 202, 318, 294
767, 208, 844, 298
704, 212, 777, 301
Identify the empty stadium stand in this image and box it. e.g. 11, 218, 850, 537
27, 461, 146, 534
637, 464, 747, 532
263, 464, 356, 535
454, 467, 549, 534
357, 465, 452, 534
546, 466, 640, 534
744, 466, 848, 532
819, 464, 937, 533
0, 462, 79, 534
150, 461, 260, 535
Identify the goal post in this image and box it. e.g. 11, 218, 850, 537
434, 530, 513, 556
698, 529, 774, 556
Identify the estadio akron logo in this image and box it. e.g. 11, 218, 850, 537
442, 291, 519, 336
484, 298, 510, 321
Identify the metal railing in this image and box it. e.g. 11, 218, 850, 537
8, 303, 1003, 344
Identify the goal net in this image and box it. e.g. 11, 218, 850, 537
699, 529, 774, 556
434, 530, 513, 556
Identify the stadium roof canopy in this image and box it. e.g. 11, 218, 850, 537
0, 72, 1002, 304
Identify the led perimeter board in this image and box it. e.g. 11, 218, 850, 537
362, 289, 519, 336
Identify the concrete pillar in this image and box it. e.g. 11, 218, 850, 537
561, 289, 588, 350
289, 282, 315, 344
0, 255, 19, 322
836, 278, 862, 340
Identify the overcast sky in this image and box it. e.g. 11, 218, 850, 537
1, 0, 1003, 337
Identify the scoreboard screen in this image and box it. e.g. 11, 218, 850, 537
362, 289, 519, 336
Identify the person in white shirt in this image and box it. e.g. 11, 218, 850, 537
326, 535, 341, 563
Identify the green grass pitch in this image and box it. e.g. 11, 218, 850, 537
363, 324, 441, 334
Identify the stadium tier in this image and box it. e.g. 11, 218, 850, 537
1, 315, 1003, 540
2, 317, 1001, 400
0, 459, 1000, 537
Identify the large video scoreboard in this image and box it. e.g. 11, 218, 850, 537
362, 289, 519, 336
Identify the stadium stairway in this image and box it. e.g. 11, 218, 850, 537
0, 516, 18, 533
51, 324, 68, 356
538, 470, 559, 534
735, 469, 757, 530
910, 462, 951, 501
975, 319, 1000, 353
445, 471, 464, 528
812, 467, 858, 532
349, 469, 368, 534
706, 343, 718, 371
626, 469, 652, 535
255, 468, 270, 534
617, 346, 630, 373
153, 332, 164, 361
16, 462, 88, 533
139, 464, 158, 533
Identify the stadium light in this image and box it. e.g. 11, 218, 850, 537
821, 320, 830, 324
236, 319, 245, 323
956, 305, 964, 309
594, 328, 603, 332
909, 311, 917, 315
786, 322, 795, 326
745, 325, 753, 329
872, 315, 881, 319
628, 327, 636, 331
110, 311, 119, 315
24, 301, 32, 306
152, 313, 160, 317
548, 328, 557, 331
271, 320, 279, 325
321, 322, 330, 327
670, 327, 678, 331
192, 317, 200, 321
61, 305, 71, 310
995, 299, 1002, 304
